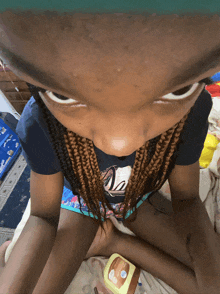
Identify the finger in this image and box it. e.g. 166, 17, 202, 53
0, 241, 12, 267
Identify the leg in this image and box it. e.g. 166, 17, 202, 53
32, 208, 99, 294
0, 219, 199, 294
124, 195, 220, 269
86, 218, 199, 294
123, 198, 196, 270
111, 229, 198, 294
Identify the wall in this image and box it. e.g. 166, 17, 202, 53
0, 90, 21, 120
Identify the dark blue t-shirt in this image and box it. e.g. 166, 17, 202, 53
16, 89, 212, 204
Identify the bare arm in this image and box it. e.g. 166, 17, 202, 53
169, 161, 220, 292
172, 197, 220, 286
32, 209, 99, 294
0, 170, 64, 294
0, 215, 58, 293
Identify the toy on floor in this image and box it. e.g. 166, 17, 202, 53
199, 134, 220, 168
104, 253, 140, 294
206, 82, 220, 97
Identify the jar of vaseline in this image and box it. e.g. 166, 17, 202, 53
104, 253, 140, 294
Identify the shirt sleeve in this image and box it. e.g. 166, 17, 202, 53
15, 102, 62, 175
175, 89, 213, 166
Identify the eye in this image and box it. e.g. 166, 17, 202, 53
44, 91, 87, 107
162, 82, 200, 100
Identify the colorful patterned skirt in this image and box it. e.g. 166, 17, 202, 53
61, 186, 153, 222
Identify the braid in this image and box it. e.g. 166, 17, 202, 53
153, 112, 189, 190
28, 83, 191, 228
27, 84, 80, 193
122, 141, 149, 216
122, 110, 190, 222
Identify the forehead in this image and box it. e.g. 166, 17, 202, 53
1, 12, 218, 41
0, 12, 220, 96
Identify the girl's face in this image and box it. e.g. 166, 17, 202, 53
1, 12, 220, 156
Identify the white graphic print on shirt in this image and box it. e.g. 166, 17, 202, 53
101, 165, 132, 199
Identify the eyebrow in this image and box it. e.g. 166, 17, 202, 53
167, 45, 220, 89
0, 46, 59, 88
1, 43, 219, 94
0, 46, 84, 99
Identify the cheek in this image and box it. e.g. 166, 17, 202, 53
45, 105, 94, 138
152, 100, 193, 116
147, 116, 179, 139
152, 96, 197, 124
148, 102, 194, 138
42, 98, 192, 149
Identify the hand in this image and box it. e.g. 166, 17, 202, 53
0, 240, 11, 276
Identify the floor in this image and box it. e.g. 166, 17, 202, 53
0, 154, 27, 245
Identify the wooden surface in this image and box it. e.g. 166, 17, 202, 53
0, 70, 31, 114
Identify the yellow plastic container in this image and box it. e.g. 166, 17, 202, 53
104, 253, 140, 294
199, 134, 220, 168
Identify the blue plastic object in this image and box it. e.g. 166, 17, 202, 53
211, 72, 220, 82
0, 117, 21, 180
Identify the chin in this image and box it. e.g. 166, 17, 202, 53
108, 151, 134, 157
94, 143, 139, 157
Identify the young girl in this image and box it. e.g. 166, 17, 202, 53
0, 8, 220, 294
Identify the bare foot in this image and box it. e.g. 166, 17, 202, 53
85, 218, 120, 260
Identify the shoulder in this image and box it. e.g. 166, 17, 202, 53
16, 96, 61, 175
168, 90, 212, 198
16, 96, 52, 143
174, 89, 212, 166
16, 97, 38, 141
191, 88, 212, 118
168, 160, 200, 199
182, 89, 212, 135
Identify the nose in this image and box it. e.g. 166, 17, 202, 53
93, 135, 145, 157
91, 114, 148, 156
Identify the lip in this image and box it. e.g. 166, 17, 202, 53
105, 150, 136, 157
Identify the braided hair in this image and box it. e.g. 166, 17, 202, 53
27, 82, 204, 231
